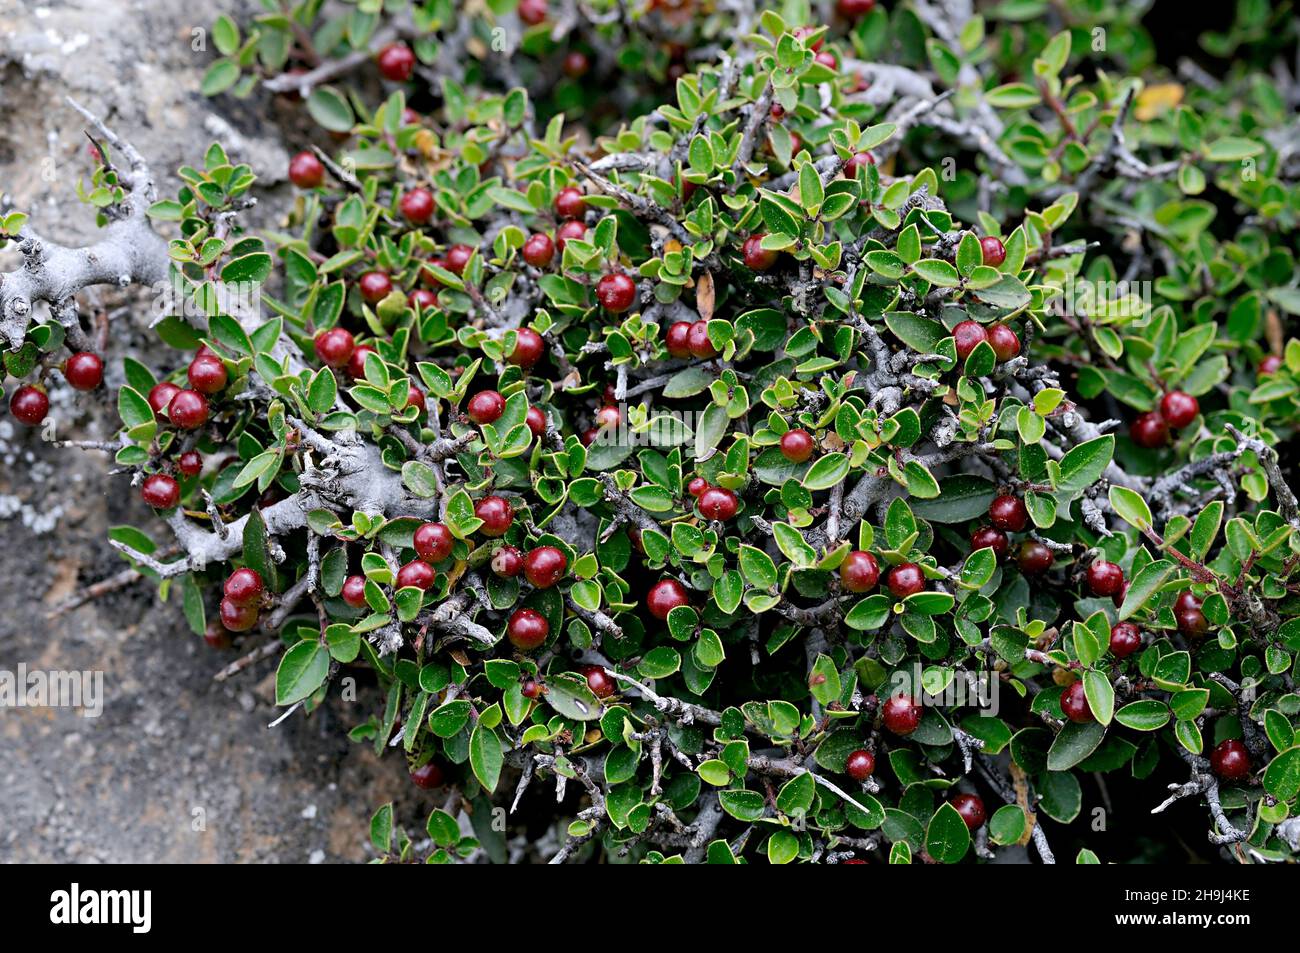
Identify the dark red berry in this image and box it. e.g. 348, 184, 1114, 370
882, 695, 921, 735
475, 496, 514, 537
358, 271, 393, 304
987, 324, 1020, 363
168, 389, 209, 430
410, 762, 445, 789
65, 352, 104, 391
837, 0, 875, 18
792, 26, 824, 51
396, 559, 436, 590
845, 749, 875, 781
507, 607, 550, 650
526, 406, 547, 438
770, 102, 786, 120
979, 236, 1006, 267
1017, 540, 1053, 575
1060, 680, 1093, 723
839, 551, 880, 593
348, 345, 377, 379
224, 568, 263, 606
467, 390, 505, 425
742, 233, 779, 271
341, 574, 368, 609
1131, 411, 1169, 448
288, 151, 324, 189
203, 620, 232, 649
1210, 739, 1251, 782
555, 187, 587, 219
687, 320, 718, 359
446, 244, 474, 275
401, 107, 420, 126
406, 384, 425, 414
492, 546, 523, 578
522, 233, 555, 268
1174, 591, 1202, 614
187, 355, 227, 394
1109, 621, 1142, 659
219, 597, 258, 632
524, 546, 567, 588
376, 42, 415, 82
953, 320, 989, 361
1177, 607, 1209, 639
647, 578, 689, 621
178, 451, 203, 477
988, 494, 1028, 532
581, 664, 616, 698
886, 562, 925, 598
1086, 560, 1124, 597
665, 321, 693, 358
414, 522, 454, 563
580, 427, 600, 447
698, 486, 738, 521
950, 793, 986, 831
408, 288, 438, 312
148, 381, 181, 416
779, 428, 814, 463
9, 385, 49, 425
421, 257, 448, 287
971, 526, 1009, 560
596, 273, 637, 313
399, 187, 434, 224
1259, 355, 1283, 377
521, 679, 541, 699
814, 50, 838, 70
314, 328, 355, 369
686, 477, 709, 498
509, 328, 545, 369
555, 219, 586, 250
141, 473, 180, 509
562, 51, 590, 78
1159, 391, 1199, 430
518, 0, 547, 25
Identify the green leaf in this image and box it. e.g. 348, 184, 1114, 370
469, 724, 503, 793
1118, 559, 1174, 621
1046, 721, 1105, 771
1263, 746, 1300, 799
802, 453, 850, 491
275, 641, 329, 705
307, 85, 355, 132
1083, 670, 1114, 726
1114, 700, 1169, 731
1108, 485, 1152, 533
1055, 435, 1114, 499
924, 803, 970, 863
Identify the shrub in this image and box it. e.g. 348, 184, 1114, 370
3, 0, 1300, 864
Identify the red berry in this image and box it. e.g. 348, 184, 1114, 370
178, 451, 203, 477
421, 257, 448, 287
687, 320, 718, 358
953, 320, 989, 361
770, 102, 786, 120
596, 273, 637, 313
837, 0, 875, 17
399, 187, 434, 224
348, 345, 377, 379
358, 271, 393, 303
518, 0, 547, 25
341, 574, 368, 609
376, 42, 415, 82
581, 664, 616, 698
882, 695, 921, 735
555, 187, 587, 219
1017, 540, 1053, 574
467, 389, 505, 425
971, 526, 1009, 560
522, 233, 555, 268
410, 762, 445, 789
509, 328, 545, 369
414, 522, 454, 563
647, 578, 689, 621
779, 428, 814, 463
65, 352, 104, 391
446, 244, 474, 275
409, 288, 438, 311
475, 496, 514, 537
844, 151, 876, 175
224, 567, 264, 606
845, 749, 875, 781
979, 236, 1006, 267
1210, 739, 1251, 782
203, 620, 232, 649
987, 324, 1020, 362
1177, 607, 1209, 639
742, 234, 779, 271
1174, 591, 1202, 614
950, 793, 986, 831
886, 562, 925, 598
219, 597, 258, 632
1109, 621, 1142, 659
526, 406, 547, 438
1159, 391, 1199, 430
148, 381, 181, 416
524, 546, 568, 588
814, 50, 838, 70
793, 26, 824, 51
168, 389, 209, 430
839, 551, 880, 593
988, 494, 1028, 532
698, 486, 738, 521
402, 107, 421, 126
288, 151, 324, 189
1259, 355, 1283, 377
396, 559, 436, 590
555, 219, 586, 250
521, 679, 541, 699
580, 427, 600, 447
686, 477, 709, 498
1131, 412, 1169, 448
9, 385, 49, 425
314, 328, 355, 369
507, 607, 550, 650
562, 51, 590, 78
595, 405, 621, 431
665, 321, 693, 358
492, 546, 523, 578
141, 473, 180, 509
187, 355, 227, 394
1060, 680, 1093, 723
1086, 560, 1124, 597
407, 384, 426, 415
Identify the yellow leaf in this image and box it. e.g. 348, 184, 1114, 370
1134, 83, 1183, 121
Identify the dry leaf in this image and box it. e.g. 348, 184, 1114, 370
696, 271, 715, 322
